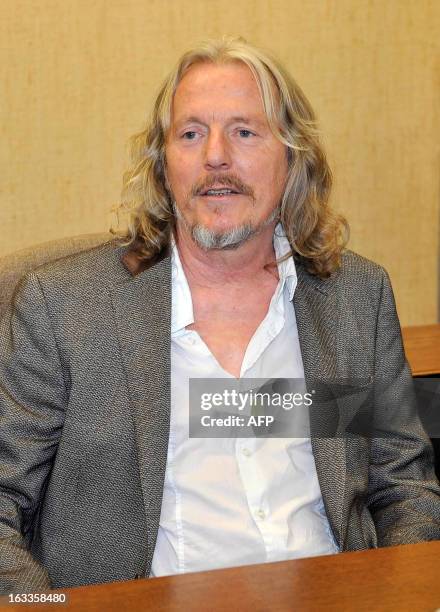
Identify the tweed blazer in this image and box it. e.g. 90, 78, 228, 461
0, 240, 439, 593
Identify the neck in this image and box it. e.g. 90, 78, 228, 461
174, 221, 279, 288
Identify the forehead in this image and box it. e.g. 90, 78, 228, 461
171, 61, 266, 123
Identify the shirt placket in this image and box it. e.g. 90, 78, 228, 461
235, 438, 274, 558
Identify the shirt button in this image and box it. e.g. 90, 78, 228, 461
256, 509, 266, 520
242, 448, 251, 457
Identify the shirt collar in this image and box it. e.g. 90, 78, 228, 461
171, 222, 297, 334
273, 222, 297, 302
171, 234, 194, 333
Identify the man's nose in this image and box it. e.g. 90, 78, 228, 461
203, 130, 231, 170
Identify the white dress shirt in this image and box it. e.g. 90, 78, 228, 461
150, 224, 339, 577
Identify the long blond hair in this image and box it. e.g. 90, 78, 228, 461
116, 37, 349, 277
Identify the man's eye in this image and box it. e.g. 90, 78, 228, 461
182, 131, 197, 140
238, 129, 254, 138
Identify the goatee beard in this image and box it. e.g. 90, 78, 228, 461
173, 203, 280, 251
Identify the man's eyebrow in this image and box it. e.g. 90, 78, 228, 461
174, 116, 206, 128
228, 116, 265, 126
173, 115, 266, 128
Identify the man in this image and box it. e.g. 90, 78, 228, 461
0, 38, 439, 593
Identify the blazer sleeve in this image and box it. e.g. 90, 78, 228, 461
0, 272, 67, 593
367, 268, 440, 545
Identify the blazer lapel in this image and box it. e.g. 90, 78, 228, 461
293, 263, 347, 548
111, 252, 171, 570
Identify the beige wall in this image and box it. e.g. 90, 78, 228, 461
1, 0, 439, 325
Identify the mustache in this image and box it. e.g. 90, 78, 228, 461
191, 174, 254, 198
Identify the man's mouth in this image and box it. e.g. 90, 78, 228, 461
192, 175, 252, 199
199, 187, 241, 197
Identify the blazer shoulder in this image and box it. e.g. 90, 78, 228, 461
333, 249, 392, 307
338, 249, 388, 283
25, 240, 133, 298
297, 249, 390, 300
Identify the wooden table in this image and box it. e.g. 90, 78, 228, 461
402, 324, 440, 376
1, 542, 439, 612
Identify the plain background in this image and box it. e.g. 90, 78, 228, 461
1, 0, 439, 326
